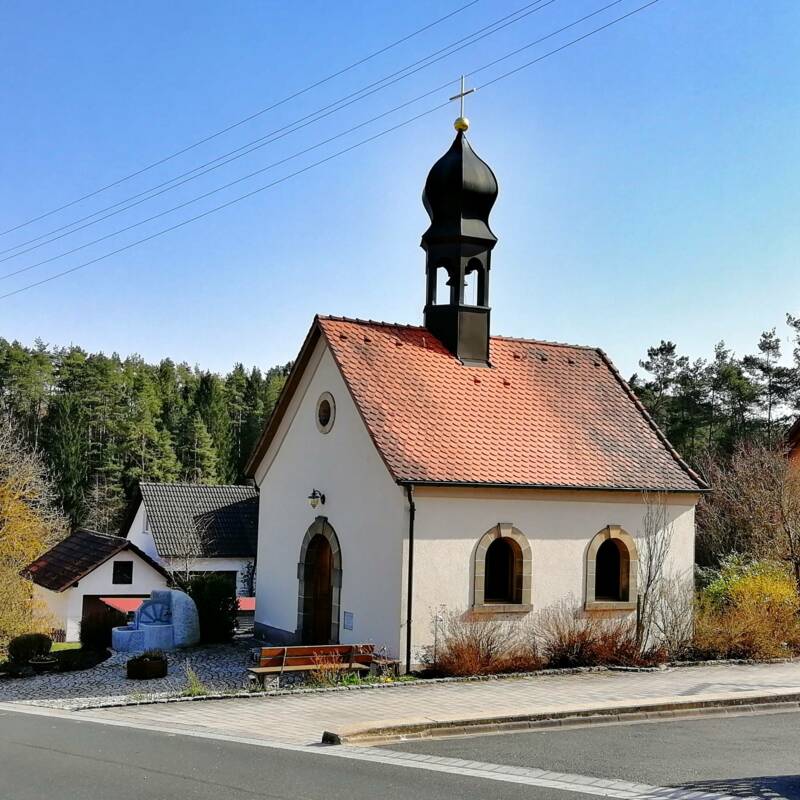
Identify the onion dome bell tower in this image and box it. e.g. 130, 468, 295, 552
421, 113, 498, 366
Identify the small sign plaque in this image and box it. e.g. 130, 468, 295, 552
343, 611, 354, 631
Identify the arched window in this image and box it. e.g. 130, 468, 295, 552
463, 269, 478, 306
473, 524, 532, 612
435, 264, 451, 305
595, 539, 625, 601
585, 526, 638, 610
485, 537, 519, 603
465, 257, 487, 306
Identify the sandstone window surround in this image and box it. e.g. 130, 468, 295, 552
472, 523, 532, 614
585, 525, 638, 611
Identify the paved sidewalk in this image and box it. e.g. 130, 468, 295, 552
73, 661, 800, 745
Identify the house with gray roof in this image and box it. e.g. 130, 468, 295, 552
122, 482, 259, 596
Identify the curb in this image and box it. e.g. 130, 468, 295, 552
321, 691, 800, 745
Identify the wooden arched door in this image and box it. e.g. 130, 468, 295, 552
302, 533, 334, 644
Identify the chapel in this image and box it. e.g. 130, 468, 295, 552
246, 111, 706, 670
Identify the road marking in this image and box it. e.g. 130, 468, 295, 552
0, 703, 739, 800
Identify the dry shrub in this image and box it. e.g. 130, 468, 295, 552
532, 600, 662, 668
425, 610, 541, 676
305, 653, 344, 686
693, 595, 800, 661
651, 580, 694, 660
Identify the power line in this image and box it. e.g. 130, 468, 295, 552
0, 0, 555, 261
0, 0, 663, 302
0, 0, 624, 281
0, 85, 460, 281
0, 0, 480, 238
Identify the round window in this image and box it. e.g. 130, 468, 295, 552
316, 392, 335, 433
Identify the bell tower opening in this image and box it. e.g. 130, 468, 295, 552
420, 114, 498, 366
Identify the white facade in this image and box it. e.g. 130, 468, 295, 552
35, 550, 169, 642
254, 341, 406, 653
253, 339, 699, 667
408, 487, 696, 664
126, 501, 254, 595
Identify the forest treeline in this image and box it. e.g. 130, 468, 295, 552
629, 315, 800, 465
0, 338, 290, 531
2, 314, 800, 535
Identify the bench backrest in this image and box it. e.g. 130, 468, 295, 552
254, 643, 374, 670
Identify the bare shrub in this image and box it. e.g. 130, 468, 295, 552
424, 610, 541, 676
637, 492, 673, 646
306, 652, 347, 687
697, 443, 800, 589
650, 579, 695, 660
532, 599, 662, 668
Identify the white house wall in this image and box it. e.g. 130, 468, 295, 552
125, 502, 159, 560
40, 551, 169, 642
408, 489, 697, 665
254, 341, 406, 655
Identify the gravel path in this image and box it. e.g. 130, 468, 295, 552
0, 640, 256, 710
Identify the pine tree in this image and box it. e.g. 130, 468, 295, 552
181, 413, 219, 484
743, 329, 794, 441
42, 393, 89, 529
194, 372, 233, 481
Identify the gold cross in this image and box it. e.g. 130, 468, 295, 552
449, 75, 475, 132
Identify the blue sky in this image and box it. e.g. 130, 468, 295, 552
1, 0, 798, 378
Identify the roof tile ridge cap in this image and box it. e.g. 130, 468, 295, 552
145, 481, 250, 489
595, 347, 709, 491
78, 528, 126, 541
490, 333, 596, 350
318, 315, 424, 331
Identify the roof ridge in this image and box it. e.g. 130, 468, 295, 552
318, 314, 424, 332
77, 528, 126, 542
318, 315, 598, 350
140, 481, 254, 490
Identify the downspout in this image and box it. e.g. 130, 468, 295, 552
405, 484, 416, 675
246, 477, 259, 599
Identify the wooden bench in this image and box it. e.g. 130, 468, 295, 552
247, 644, 375, 687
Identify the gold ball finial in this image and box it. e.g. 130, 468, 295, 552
454, 116, 469, 132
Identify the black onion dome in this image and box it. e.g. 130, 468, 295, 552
422, 131, 498, 245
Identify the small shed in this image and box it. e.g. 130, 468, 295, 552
23, 529, 171, 642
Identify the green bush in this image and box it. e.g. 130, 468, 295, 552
79, 609, 126, 651
7, 633, 52, 663
55, 649, 84, 672
693, 557, 800, 660
186, 574, 237, 644
700, 556, 796, 609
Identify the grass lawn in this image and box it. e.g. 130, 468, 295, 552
51, 642, 81, 652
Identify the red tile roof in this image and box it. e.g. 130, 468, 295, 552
317, 317, 705, 492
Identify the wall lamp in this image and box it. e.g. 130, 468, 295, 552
308, 489, 326, 510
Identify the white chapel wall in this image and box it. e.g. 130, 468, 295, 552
408, 489, 696, 664
254, 341, 406, 655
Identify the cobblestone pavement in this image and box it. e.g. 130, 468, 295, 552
0, 640, 255, 710
74, 661, 800, 745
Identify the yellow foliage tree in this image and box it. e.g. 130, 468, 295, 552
0, 413, 68, 654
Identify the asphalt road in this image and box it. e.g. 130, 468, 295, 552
391, 709, 800, 798
1, 706, 799, 799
